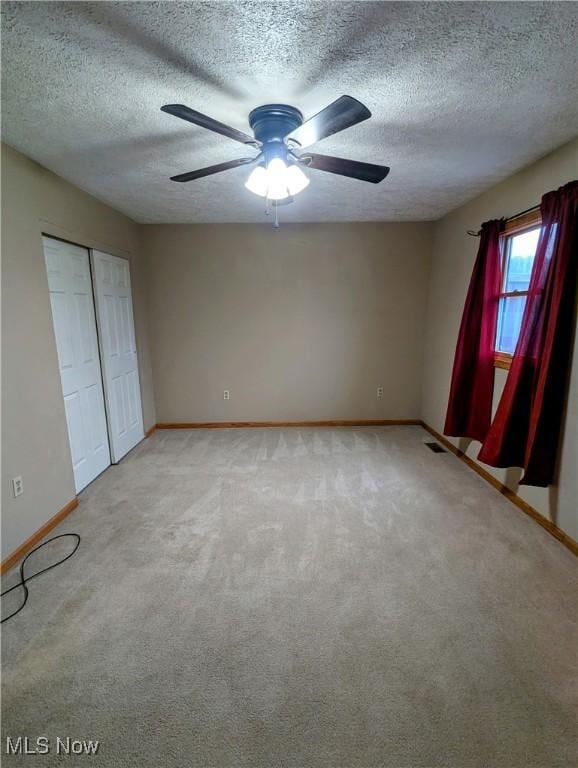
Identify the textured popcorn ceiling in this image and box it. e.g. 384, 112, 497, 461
1, 1, 577, 223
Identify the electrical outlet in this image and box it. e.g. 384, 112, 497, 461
377, 386, 384, 398
223, 390, 230, 400
12, 476, 23, 498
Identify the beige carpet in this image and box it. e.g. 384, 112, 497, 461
2, 426, 577, 767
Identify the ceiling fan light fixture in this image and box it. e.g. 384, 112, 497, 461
245, 158, 309, 201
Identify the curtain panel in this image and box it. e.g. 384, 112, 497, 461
478, 181, 578, 486
444, 219, 504, 442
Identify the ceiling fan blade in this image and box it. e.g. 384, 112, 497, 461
170, 157, 256, 182
299, 153, 389, 183
161, 104, 259, 147
285, 95, 371, 148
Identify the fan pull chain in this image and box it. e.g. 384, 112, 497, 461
263, 197, 280, 228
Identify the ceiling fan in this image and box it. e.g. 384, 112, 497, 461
160, 95, 390, 221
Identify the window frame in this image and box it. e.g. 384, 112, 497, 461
494, 208, 542, 370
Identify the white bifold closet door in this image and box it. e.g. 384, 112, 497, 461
43, 237, 111, 492
91, 251, 144, 462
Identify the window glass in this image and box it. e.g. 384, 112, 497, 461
497, 295, 527, 354
504, 228, 540, 292
495, 220, 541, 360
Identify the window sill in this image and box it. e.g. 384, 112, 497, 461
494, 352, 512, 370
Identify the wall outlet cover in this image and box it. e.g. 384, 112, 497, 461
12, 476, 23, 497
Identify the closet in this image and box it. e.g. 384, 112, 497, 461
43, 236, 144, 491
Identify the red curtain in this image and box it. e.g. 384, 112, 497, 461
444, 219, 504, 442
478, 181, 578, 486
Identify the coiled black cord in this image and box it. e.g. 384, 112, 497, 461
1, 533, 80, 624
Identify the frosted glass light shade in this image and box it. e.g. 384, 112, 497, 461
244, 165, 268, 197
285, 164, 310, 195
266, 158, 289, 200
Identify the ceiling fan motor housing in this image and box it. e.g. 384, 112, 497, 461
248, 104, 303, 146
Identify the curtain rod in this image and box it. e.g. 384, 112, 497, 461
466, 203, 540, 237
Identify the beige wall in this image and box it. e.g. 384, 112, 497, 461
1, 144, 156, 559
142, 223, 432, 423
421, 138, 578, 540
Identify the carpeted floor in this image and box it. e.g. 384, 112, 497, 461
2, 426, 577, 767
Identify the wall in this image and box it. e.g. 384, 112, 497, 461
421, 138, 578, 540
1, 143, 156, 560
142, 223, 432, 423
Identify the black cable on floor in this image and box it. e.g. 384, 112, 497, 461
1, 533, 81, 624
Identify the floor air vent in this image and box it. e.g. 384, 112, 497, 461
424, 441, 447, 453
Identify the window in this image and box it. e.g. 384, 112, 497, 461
494, 210, 542, 369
